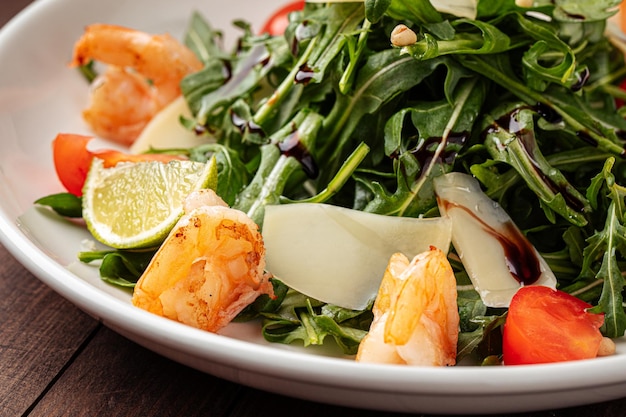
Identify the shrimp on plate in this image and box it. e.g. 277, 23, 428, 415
70, 24, 203, 146
356, 247, 459, 366
132, 189, 274, 333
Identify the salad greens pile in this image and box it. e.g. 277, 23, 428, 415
48, 0, 626, 361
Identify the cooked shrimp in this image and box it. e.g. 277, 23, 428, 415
71, 24, 203, 146
80, 66, 161, 145
356, 247, 459, 366
132, 189, 274, 333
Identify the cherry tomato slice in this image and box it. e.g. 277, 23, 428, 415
53, 134, 95, 196
260, 0, 305, 36
616, 78, 626, 108
52, 133, 182, 196
502, 286, 604, 365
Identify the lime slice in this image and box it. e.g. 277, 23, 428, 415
82, 158, 217, 249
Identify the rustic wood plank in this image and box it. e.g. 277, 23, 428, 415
0, 0, 30, 26
27, 326, 244, 417
228, 388, 419, 417
0, 245, 99, 416
229, 387, 626, 417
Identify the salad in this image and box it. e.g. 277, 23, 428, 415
37, 0, 626, 366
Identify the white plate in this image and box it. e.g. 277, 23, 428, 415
1, 0, 626, 414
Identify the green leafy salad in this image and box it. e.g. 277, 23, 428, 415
41, 0, 626, 363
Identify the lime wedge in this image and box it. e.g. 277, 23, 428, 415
82, 158, 216, 249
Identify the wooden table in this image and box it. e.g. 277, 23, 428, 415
1, 1, 626, 416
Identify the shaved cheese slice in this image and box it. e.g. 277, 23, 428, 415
434, 172, 557, 308
130, 96, 209, 154
262, 203, 452, 310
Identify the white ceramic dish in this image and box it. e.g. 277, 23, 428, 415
1, 0, 626, 414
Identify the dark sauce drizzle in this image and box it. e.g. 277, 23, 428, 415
571, 67, 590, 92
485, 107, 587, 212
535, 102, 562, 124
230, 111, 266, 137
277, 127, 319, 179
530, 102, 622, 156
292, 20, 311, 55
230, 115, 318, 179
438, 198, 543, 285
406, 132, 469, 167
222, 59, 233, 83
219, 44, 271, 100
295, 63, 315, 85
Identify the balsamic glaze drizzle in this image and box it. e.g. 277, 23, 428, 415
439, 198, 543, 285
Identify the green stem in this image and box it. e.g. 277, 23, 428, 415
462, 55, 626, 156
399, 77, 477, 216
339, 20, 371, 94
281, 142, 370, 204
252, 38, 318, 127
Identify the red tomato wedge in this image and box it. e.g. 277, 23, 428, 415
53, 134, 94, 197
616, 78, 626, 108
260, 0, 305, 35
52, 133, 183, 196
502, 286, 604, 365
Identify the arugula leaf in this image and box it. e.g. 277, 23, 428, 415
184, 11, 226, 65
252, 3, 365, 132
386, 0, 442, 24
551, 0, 621, 22
402, 18, 514, 60
236, 278, 290, 321
281, 142, 370, 204
364, 0, 391, 23
260, 291, 372, 355
188, 143, 250, 207
77, 60, 98, 84
592, 245, 626, 338
514, 14, 584, 91
460, 54, 626, 157
79, 249, 156, 288
479, 0, 620, 22
233, 110, 323, 225
476, 0, 551, 19
319, 51, 452, 184
457, 289, 488, 333
34, 193, 82, 218
359, 75, 486, 217
195, 38, 292, 130
579, 159, 626, 337
457, 313, 506, 363
481, 105, 591, 226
